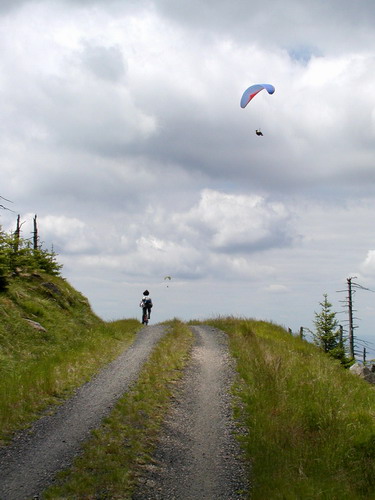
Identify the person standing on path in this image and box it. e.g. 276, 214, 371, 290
140, 290, 153, 324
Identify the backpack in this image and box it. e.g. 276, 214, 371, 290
143, 298, 152, 307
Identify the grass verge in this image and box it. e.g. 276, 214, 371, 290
0, 319, 140, 443
44, 319, 194, 499
206, 317, 375, 499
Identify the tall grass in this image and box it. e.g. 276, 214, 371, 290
44, 319, 194, 499
0, 319, 140, 442
0, 273, 141, 442
207, 317, 375, 499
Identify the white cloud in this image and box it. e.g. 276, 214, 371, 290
176, 189, 293, 252
264, 284, 289, 293
38, 215, 96, 253
360, 251, 375, 276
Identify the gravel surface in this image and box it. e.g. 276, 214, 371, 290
134, 325, 249, 500
0, 324, 166, 500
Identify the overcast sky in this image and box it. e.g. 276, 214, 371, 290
2, 0, 375, 358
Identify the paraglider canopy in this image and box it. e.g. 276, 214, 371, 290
240, 84, 275, 109
164, 276, 172, 287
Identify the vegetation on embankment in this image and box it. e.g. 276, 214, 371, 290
0, 272, 140, 443
1, 265, 374, 499
206, 317, 375, 499
44, 319, 194, 499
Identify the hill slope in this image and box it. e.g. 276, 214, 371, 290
0, 272, 140, 442
206, 317, 375, 498
1, 275, 375, 498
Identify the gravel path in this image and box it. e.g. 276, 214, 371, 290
134, 325, 249, 500
0, 325, 167, 500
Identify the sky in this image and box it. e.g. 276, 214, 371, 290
1, 0, 375, 359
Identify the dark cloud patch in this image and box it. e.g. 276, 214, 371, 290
0, 0, 29, 14
287, 45, 322, 64
154, 0, 375, 54
80, 43, 127, 82
212, 226, 295, 255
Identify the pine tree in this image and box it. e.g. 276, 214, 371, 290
313, 294, 341, 353
313, 294, 353, 366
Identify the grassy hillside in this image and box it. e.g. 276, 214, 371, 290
206, 317, 375, 499
0, 272, 140, 442
1, 272, 374, 498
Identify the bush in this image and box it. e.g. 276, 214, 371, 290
0, 227, 62, 277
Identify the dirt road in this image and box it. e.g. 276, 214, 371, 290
134, 325, 248, 499
0, 325, 167, 500
0, 324, 248, 499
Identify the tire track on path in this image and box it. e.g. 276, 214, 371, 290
134, 325, 249, 500
0, 325, 166, 500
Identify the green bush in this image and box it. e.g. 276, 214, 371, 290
0, 227, 62, 278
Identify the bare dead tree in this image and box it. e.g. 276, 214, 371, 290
13, 214, 26, 253
14, 214, 21, 253
33, 214, 38, 250
347, 277, 355, 358
14, 215, 21, 239
337, 277, 373, 359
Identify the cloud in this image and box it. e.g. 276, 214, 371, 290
79, 42, 127, 83
0, 0, 29, 14
2, 2, 375, 197
154, 0, 375, 55
39, 215, 95, 253
264, 284, 289, 293
175, 189, 293, 253
360, 251, 375, 277
26, 188, 293, 283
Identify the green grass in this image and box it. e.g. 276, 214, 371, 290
0, 273, 141, 442
2, 272, 375, 499
206, 317, 375, 499
44, 319, 194, 499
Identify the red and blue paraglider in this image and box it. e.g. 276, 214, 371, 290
240, 83, 275, 136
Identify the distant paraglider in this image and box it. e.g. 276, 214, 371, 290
241, 84, 275, 136
164, 276, 172, 287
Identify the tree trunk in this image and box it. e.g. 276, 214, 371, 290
33, 215, 38, 250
